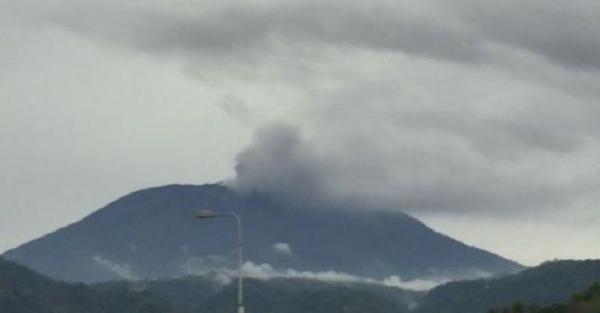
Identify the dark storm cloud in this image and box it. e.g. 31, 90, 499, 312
16, 0, 600, 215
230, 117, 599, 215
44, 1, 481, 62
40, 1, 600, 71
445, 0, 600, 70
229, 73, 600, 214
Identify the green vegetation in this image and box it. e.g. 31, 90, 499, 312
1, 257, 419, 313
103, 277, 421, 313
3, 255, 600, 313
490, 283, 600, 313
0, 257, 171, 313
194, 278, 419, 313
416, 260, 600, 313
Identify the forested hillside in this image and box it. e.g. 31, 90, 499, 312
103, 276, 421, 313
417, 260, 600, 313
1, 256, 419, 313
0, 258, 171, 313
492, 283, 600, 313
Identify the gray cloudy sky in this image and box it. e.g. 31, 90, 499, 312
2, 0, 600, 265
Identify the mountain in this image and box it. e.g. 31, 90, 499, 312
0, 257, 172, 313
416, 260, 600, 313
3, 184, 522, 283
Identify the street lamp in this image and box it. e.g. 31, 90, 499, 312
195, 209, 245, 313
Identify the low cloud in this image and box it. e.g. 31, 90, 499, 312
272, 242, 294, 256
93, 255, 138, 281
94, 254, 487, 290
177, 257, 453, 291
242, 262, 449, 291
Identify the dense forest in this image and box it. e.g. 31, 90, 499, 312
416, 260, 600, 313
2, 256, 600, 313
491, 283, 600, 313
0, 258, 171, 313
0, 257, 419, 313
97, 276, 422, 313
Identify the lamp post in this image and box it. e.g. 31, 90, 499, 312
195, 209, 244, 313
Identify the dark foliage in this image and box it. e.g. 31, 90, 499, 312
1, 256, 420, 313
416, 260, 600, 313
0, 258, 172, 313
194, 278, 420, 313
491, 282, 600, 313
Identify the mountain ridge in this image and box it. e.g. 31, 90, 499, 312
0, 255, 422, 313
0, 257, 172, 313
416, 259, 600, 313
2, 255, 599, 313
3, 183, 522, 283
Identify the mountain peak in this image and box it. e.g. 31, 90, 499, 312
3, 184, 522, 283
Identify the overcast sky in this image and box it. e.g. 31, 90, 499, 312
2, 0, 600, 266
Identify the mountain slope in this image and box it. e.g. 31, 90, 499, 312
493, 282, 600, 313
0, 257, 171, 313
416, 260, 600, 313
3, 184, 522, 282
